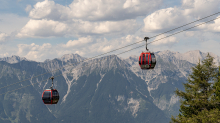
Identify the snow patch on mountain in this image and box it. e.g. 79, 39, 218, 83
169, 94, 179, 106
90, 73, 106, 106
61, 73, 74, 103
115, 96, 141, 117
153, 94, 179, 111
117, 95, 125, 102
127, 98, 140, 117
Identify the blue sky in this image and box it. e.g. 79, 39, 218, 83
0, 0, 220, 62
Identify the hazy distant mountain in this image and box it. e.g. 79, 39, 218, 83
44, 53, 85, 63
0, 55, 29, 64
0, 50, 219, 123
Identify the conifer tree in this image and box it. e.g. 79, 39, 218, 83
213, 66, 220, 108
171, 53, 218, 122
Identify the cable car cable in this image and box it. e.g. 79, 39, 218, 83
148, 15, 220, 45
0, 12, 219, 91
1, 14, 219, 95
148, 11, 220, 39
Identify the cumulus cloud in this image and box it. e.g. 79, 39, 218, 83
74, 19, 139, 35
69, 0, 162, 21
17, 43, 54, 61
152, 34, 178, 46
62, 36, 93, 48
183, 0, 220, 18
13, 35, 143, 61
200, 15, 220, 32
85, 35, 143, 54
29, 0, 70, 21
17, 0, 161, 38
29, 0, 162, 21
0, 33, 10, 43
143, 0, 220, 33
0, 52, 10, 58
60, 35, 142, 57
143, 7, 188, 32
11, 33, 220, 62
17, 19, 67, 38
16, 18, 139, 37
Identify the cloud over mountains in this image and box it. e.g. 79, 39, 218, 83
143, 0, 220, 33
0, 0, 220, 63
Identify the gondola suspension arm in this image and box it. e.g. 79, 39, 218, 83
50, 76, 54, 89
144, 37, 149, 51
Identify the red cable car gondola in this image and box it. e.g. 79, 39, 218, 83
139, 37, 156, 70
42, 77, 59, 104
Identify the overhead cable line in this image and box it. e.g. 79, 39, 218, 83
149, 12, 220, 39
148, 15, 220, 45
0, 12, 219, 91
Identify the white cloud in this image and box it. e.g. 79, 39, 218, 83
143, 7, 188, 32
29, 0, 162, 21
17, 18, 139, 37
74, 19, 139, 35
69, 0, 162, 21
123, 0, 141, 9
19, 0, 159, 38
152, 34, 178, 45
61, 35, 142, 57
0, 33, 10, 43
29, 0, 70, 21
201, 15, 220, 32
17, 43, 55, 61
1, 34, 218, 62
62, 36, 93, 48
143, 0, 220, 33
182, 0, 220, 18
17, 19, 68, 38
13, 35, 143, 61
0, 52, 10, 58
83, 35, 143, 54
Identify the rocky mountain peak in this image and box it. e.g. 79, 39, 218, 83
59, 53, 84, 62
177, 50, 219, 65
0, 55, 29, 64
85, 55, 129, 72
43, 53, 85, 63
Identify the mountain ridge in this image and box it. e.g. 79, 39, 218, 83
0, 50, 219, 123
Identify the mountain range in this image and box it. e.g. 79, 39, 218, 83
0, 50, 219, 123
